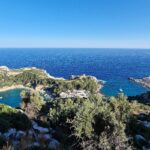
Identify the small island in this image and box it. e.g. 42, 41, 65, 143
0, 67, 149, 150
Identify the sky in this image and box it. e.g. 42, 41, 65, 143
0, 0, 150, 48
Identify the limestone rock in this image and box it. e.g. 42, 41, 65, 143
48, 138, 60, 149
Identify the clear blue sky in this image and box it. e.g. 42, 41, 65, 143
0, 0, 150, 48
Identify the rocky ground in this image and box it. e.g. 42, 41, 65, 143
0, 119, 60, 149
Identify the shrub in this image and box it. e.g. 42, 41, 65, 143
108, 93, 132, 123
48, 94, 132, 149
20, 90, 45, 118
49, 97, 83, 124
72, 95, 130, 150
0, 104, 31, 132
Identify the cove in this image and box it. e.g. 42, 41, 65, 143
0, 89, 22, 107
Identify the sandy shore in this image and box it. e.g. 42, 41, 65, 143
0, 85, 30, 92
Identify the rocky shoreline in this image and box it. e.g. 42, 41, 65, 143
0, 85, 30, 92
129, 76, 150, 89
129, 76, 150, 104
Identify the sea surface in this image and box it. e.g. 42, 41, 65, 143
0, 89, 22, 107
0, 48, 150, 107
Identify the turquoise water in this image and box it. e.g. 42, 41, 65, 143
0, 89, 22, 107
0, 48, 150, 107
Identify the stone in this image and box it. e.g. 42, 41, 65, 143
32, 142, 40, 146
42, 134, 52, 141
27, 142, 40, 148
142, 146, 150, 150
38, 133, 52, 142
135, 135, 146, 142
31, 120, 38, 127
143, 121, 150, 128
34, 126, 49, 133
28, 129, 34, 136
48, 138, 60, 149
32, 120, 49, 133
12, 140, 20, 149
3, 128, 16, 139
16, 130, 26, 139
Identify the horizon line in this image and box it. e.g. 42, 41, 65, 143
0, 47, 150, 49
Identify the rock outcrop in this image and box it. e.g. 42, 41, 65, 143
0, 120, 60, 150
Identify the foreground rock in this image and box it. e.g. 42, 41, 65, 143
132, 113, 150, 149
0, 120, 60, 150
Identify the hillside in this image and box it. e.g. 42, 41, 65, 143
0, 67, 149, 150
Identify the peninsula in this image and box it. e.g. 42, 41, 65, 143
129, 76, 150, 89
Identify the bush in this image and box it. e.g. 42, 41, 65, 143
108, 93, 132, 123
20, 90, 45, 118
48, 94, 132, 149
0, 104, 31, 132
72, 95, 131, 149
48, 76, 100, 96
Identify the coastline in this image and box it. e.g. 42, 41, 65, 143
0, 85, 30, 93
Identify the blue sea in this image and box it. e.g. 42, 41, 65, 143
0, 48, 150, 107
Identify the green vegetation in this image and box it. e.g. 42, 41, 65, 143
49, 76, 100, 96
0, 68, 50, 88
48, 93, 135, 149
0, 67, 150, 149
21, 90, 45, 118
0, 104, 31, 132
0, 68, 101, 97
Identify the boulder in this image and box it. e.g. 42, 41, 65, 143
34, 126, 49, 133
135, 135, 146, 142
48, 138, 60, 149
143, 121, 150, 128
28, 129, 34, 136
27, 142, 40, 148
32, 120, 49, 133
38, 133, 52, 141
3, 128, 16, 139
16, 130, 26, 139
43, 134, 52, 140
